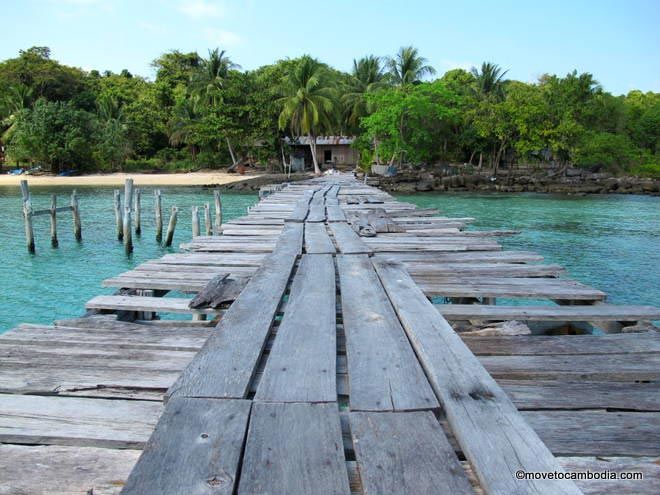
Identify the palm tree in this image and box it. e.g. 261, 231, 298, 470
277, 56, 337, 175
470, 62, 508, 99
168, 97, 203, 160
342, 55, 388, 128
192, 48, 241, 107
387, 46, 436, 86
1, 84, 33, 143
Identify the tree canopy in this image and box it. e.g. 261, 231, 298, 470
0, 45, 657, 177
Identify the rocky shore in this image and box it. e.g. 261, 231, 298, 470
373, 169, 660, 195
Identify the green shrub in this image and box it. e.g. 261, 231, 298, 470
629, 162, 660, 179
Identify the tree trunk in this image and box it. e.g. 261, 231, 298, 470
226, 137, 238, 168
373, 137, 380, 165
478, 152, 483, 169
468, 150, 476, 165
308, 135, 321, 175
493, 141, 506, 175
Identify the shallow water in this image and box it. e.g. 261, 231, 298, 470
0, 187, 658, 332
397, 192, 660, 308
0, 185, 257, 332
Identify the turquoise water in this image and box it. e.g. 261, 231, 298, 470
398, 193, 660, 308
0, 188, 658, 332
0, 186, 257, 332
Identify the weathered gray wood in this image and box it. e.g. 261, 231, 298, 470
350, 411, 473, 494
329, 222, 372, 254
168, 224, 303, 399
337, 255, 438, 411
442, 303, 660, 321
307, 204, 326, 222
558, 456, 660, 495
192, 205, 201, 237
0, 395, 161, 448
255, 254, 336, 402
326, 205, 346, 222
286, 197, 310, 222
238, 402, 350, 495
0, 444, 141, 495
214, 189, 222, 233
189, 274, 247, 309
134, 187, 141, 235
409, 263, 564, 277
479, 353, 660, 381
123, 179, 134, 254
204, 202, 212, 235
87, 295, 217, 315
464, 332, 660, 355
165, 206, 178, 247
372, 259, 581, 495
154, 189, 163, 242
122, 398, 251, 495
70, 189, 82, 241
49, 193, 58, 247
304, 222, 336, 254
500, 380, 660, 411
525, 410, 660, 456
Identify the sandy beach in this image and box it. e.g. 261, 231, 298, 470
0, 171, 260, 188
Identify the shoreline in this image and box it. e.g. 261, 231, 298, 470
0, 171, 261, 188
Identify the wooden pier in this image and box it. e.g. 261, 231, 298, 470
1, 174, 659, 494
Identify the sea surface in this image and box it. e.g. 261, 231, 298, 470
0, 187, 658, 332
0, 185, 256, 332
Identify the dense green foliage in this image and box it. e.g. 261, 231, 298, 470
0, 46, 658, 176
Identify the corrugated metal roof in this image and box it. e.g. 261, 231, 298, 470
284, 136, 355, 146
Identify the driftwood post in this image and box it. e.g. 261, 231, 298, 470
20, 180, 35, 254
71, 189, 81, 242
191, 206, 200, 237
165, 206, 178, 247
134, 188, 141, 236
204, 202, 212, 236
213, 189, 222, 234
154, 189, 163, 243
114, 190, 123, 241
50, 194, 58, 247
123, 179, 134, 254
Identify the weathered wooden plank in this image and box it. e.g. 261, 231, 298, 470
255, 254, 336, 402
167, 224, 302, 399
326, 205, 347, 222
329, 222, 372, 254
0, 445, 141, 495
304, 223, 336, 254
286, 197, 311, 222
501, 380, 660, 411
480, 353, 660, 381
86, 295, 216, 314
350, 411, 473, 494
0, 395, 161, 448
408, 263, 565, 277
189, 275, 248, 308
525, 410, 660, 456
441, 303, 660, 321
372, 258, 581, 495
419, 279, 606, 300
337, 255, 438, 411
238, 402, 350, 495
307, 204, 326, 222
379, 250, 543, 263
464, 333, 660, 355
559, 456, 660, 495
122, 398, 251, 495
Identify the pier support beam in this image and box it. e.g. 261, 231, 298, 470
123, 179, 134, 254
134, 188, 141, 236
20, 180, 35, 254
165, 206, 178, 247
50, 194, 58, 248
214, 189, 222, 234
71, 190, 81, 242
114, 190, 123, 241
154, 189, 163, 243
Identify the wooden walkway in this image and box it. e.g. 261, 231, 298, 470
1, 174, 659, 494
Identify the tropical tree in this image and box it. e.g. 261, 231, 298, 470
192, 48, 240, 107
1, 83, 33, 143
277, 56, 337, 175
342, 55, 388, 130
387, 46, 435, 86
470, 62, 508, 99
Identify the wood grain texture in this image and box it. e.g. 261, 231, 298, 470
372, 258, 581, 495
167, 224, 302, 399
305, 223, 336, 254
440, 304, 660, 321
122, 398, 251, 495
329, 223, 372, 254
255, 254, 336, 402
238, 402, 350, 495
350, 411, 473, 494
337, 255, 438, 412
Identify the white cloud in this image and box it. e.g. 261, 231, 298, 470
203, 28, 240, 46
179, 0, 224, 20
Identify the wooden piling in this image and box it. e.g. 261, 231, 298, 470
192, 206, 200, 237
134, 188, 141, 236
20, 180, 35, 254
204, 203, 212, 236
154, 190, 163, 243
165, 206, 178, 247
114, 190, 123, 241
123, 179, 134, 254
214, 189, 222, 234
71, 189, 81, 242
50, 194, 58, 248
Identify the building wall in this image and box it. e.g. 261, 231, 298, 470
315, 145, 358, 166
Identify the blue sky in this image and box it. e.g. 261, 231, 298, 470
2, 0, 659, 95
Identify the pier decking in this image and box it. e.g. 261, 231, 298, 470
1, 174, 659, 494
